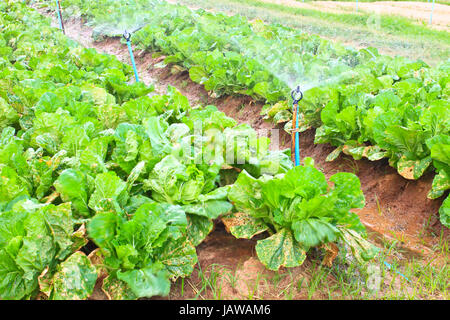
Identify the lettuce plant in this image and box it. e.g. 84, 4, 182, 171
87, 202, 197, 299
0, 199, 95, 300
226, 158, 378, 270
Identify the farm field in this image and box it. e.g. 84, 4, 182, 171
0, 0, 448, 300
259, 1, 450, 31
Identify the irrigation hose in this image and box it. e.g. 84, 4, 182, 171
291, 103, 297, 164
291, 86, 303, 167
383, 261, 411, 282
294, 106, 301, 166
55, 0, 65, 34
123, 30, 140, 82
429, 0, 436, 25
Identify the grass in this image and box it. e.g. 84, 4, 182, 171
195, 263, 226, 299
306, 261, 333, 299
375, 194, 383, 216
230, 0, 449, 39
339, 157, 359, 175
174, 0, 450, 65
172, 235, 448, 300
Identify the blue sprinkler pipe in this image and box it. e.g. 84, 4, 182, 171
291, 86, 303, 167
123, 30, 140, 82
383, 261, 410, 282
429, 0, 436, 25
55, 0, 65, 34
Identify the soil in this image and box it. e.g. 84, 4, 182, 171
36, 6, 448, 300
167, 223, 333, 300
258, 0, 450, 32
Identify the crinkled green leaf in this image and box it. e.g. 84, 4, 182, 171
0, 97, 19, 128
102, 275, 137, 300
88, 171, 129, 213
339, 228, 379, 263
186, 214, 213, 246
255, 230, 306, 271
221, 211, 268, 239
428, 170, 450, 199
0, 165, 29, 206
439, 195, 450, 228
292, 219, 339, 249
50, 252, 97, 300
154, 236, 197, 280
116, 266, 170, 299
54, 169, 90, 217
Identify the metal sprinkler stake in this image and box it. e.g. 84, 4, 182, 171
291, 86, 303, 167
55, 0, 65, 34
123, 30, 139, 82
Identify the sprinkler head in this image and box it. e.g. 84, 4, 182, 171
123, 30, 131, 41
291, 86, 303, 104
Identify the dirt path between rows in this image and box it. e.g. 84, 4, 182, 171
259, 0, 450, 31
37, 6, 448, 300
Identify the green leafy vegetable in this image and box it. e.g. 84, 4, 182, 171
227, 158, 376, 270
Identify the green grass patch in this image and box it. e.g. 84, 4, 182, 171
227, 0, 450, 43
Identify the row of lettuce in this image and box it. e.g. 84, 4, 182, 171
0, 1, 376, 300
43, 0, 449, 227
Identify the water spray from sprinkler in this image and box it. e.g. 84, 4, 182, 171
123, 30, 139, 82
55, 0, 65, 34
291, 86, 303, 167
